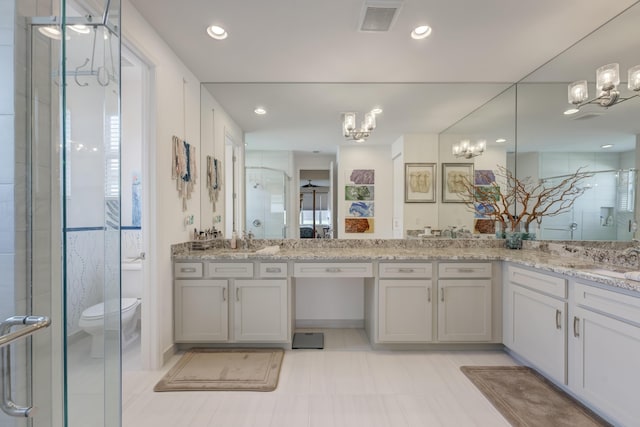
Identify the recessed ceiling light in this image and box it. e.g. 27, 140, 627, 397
254, 107, 266, 115
564, 108, 580, 115
495, 138, 507, 143
411, 25, 432, 40
601, 144, 614, 149
371, 107, 383, 114
207, 25, 228, 40
38, 26, 62, 40
69, 24, 91, 34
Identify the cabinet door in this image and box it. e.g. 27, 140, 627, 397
175, 280, 228, 342
378, 279, 432, 342
570, 307, 640, 427
438, 279, 492, 342
234, 280, 288, 342
506, 283, 566, 384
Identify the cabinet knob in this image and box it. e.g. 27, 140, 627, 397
427, 288, 431, 302
265, 267, 282, 273
573, 316, 580, 337
326, 267, 342, 273
555, 309, 562, 329
398, 268, 415, 273
222, 287, 227, 301
180, 267, 196, 273
457, 268, 475, 273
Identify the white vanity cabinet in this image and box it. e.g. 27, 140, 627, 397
378, 263, 433, 342
174, 261, 289, 344
568, 282, 640, 427
504, 265, 567, 384
233, 279, 288, 342
174, 279, 228, 342
437, 262, 492, 342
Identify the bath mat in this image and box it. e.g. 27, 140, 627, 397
461, 366, 611, 427
154, 348, 284, 392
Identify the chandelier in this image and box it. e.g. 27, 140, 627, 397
566, 63, 640, 114
452, 139, 486, 159
342, 111, 378, 143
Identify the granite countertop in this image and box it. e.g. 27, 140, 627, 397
172, 241, 640, 294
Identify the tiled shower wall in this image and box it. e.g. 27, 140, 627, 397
0, 0, 16, 322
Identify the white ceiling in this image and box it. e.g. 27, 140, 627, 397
130, 0, 640, 153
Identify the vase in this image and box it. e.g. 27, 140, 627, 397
505, 231, 523, 249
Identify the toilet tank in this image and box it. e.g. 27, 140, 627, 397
121, 260, 143, 298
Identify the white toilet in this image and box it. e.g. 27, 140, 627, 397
79, 260, 142, 358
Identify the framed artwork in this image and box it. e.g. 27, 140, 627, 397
405, 163, 436, 203
442, 163, 474, 203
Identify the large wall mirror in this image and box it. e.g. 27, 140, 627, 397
439, 2, 640, 241
199, 3, 639, 241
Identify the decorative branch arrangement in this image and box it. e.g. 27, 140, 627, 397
460, 166, 594, 233
172, 135, 198, 211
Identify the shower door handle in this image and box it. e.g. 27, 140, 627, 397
0, 315, 51, 418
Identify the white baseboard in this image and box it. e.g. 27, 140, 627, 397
162, 343, 176, 365
295, 319, 364, 329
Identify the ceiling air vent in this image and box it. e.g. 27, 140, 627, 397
359, 0, 403, 32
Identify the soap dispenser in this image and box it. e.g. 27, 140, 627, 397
230, 231, 237, 249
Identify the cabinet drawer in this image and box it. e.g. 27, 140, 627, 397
508, 265, 566, 299
379, 263, 432, 278
208, 262, 254, 278
259, 263, 288, 278
293, 262, 373, 278
174, 262, 203, 278
439, 262, 492, 278
574, 282, 640, 326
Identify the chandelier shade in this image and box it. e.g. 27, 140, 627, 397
342, 110, 379, 142
566, 62, 640, 114
452, 139, 486, 158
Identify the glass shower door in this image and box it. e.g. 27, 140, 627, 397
2, 0, 122, 425
0, 3, 63, 426
245, 167, 288, 238
62, 1, 122, 425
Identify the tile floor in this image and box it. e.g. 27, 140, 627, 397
122, 329, 517, 427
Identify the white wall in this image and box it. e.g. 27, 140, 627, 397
200, 88, 244, 234
337, 145, 393, 238
121, 62, 143, 227
438, 136, 508, 232
123, 0, 207, 366
401, 134, 440, 233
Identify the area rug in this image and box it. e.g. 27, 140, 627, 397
154, 348, 284, 392
460, 366, 611, 427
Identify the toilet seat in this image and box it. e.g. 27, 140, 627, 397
81, 298, 139, 320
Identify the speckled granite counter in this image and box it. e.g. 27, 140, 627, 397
172, 239, 640, 294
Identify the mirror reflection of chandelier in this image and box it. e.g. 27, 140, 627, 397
342, 110, 379, 143
452, 139, 486, 158
565, 63, 640, 115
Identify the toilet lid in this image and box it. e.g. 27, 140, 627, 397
82, 298, 139, 320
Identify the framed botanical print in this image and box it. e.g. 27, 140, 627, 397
405, 163, 436, 203
442, 163, 474, 203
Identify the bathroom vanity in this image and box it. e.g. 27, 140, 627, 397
172, 239, 640, 426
